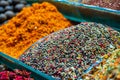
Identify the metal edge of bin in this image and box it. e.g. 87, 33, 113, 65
78, 49, 120, 80
26, 0, 120, 31
77, 58, 103, 80
63, 1, 120, 25
64, 0, 120, 14
0, 52, 55, 80
26, 0, 39, 4
50, 0, 120, 14
38, 0, 120, 32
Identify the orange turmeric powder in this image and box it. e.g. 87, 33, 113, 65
0, 2, 72, 59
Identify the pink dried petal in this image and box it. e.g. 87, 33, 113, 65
14, 69, 22, 74
9, 72, 16, 78
0, 74, 9, 80
0, 71, 5, 75
21, 70, 31, 77
0, 71, 7, 74
14, 76, 23, 80
24, 77, 34, 80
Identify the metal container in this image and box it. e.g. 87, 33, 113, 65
0, 52, 55, 80
37, 0, 120, 31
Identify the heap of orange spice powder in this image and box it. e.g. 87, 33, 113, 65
0, 2, 72, 59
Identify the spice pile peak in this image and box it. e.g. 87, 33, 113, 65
0, 2, 72, 59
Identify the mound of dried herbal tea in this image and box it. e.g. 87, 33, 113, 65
67, 0, 120, 10
82, 0, 120, 10
19, 22, 120, 79
81, 49, 120, 80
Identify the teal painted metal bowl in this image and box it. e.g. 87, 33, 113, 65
0, 52, 55, 80
27, 0, 120, 32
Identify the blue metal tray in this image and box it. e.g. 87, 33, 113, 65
0, 52, 55, 80
37, 0, 120, 32
0, 51, 102, 80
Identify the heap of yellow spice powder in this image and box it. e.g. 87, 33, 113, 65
0, 2, 72, 59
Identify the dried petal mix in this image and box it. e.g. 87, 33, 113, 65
19, 22, 120, 79
0, 68, 34, 80
81, 49, 120, 80
68, 0, 120, 10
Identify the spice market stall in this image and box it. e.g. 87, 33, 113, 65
0, 0, 120, 80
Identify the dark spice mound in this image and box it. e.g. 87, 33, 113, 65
19, 22, 120, 79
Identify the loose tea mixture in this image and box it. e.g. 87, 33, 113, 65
68, 0, 120, 10
19, 22, 120, 79
82, 0, 120, 10
0, 2, 72, 59
81, 49, 120, 80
